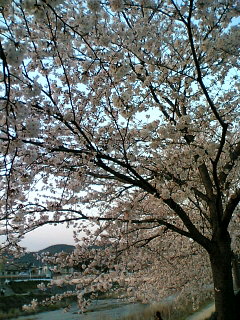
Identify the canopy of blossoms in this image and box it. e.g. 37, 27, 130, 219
0, 0, 239, 318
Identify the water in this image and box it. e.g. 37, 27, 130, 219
11, 299, 147, 320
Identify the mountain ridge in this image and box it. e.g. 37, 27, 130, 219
9, 244, 75, 266
37, 244, 75, 255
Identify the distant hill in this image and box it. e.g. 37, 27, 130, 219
38, 244, 75, 255
10, 244, 75, 266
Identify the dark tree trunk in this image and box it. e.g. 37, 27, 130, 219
209, 231, 236, 320
232, 253, 240, 290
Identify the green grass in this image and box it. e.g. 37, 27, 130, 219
8, 280, 50, 294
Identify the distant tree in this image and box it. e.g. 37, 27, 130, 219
0, 1, 239, 319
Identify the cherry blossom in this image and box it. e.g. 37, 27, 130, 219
0, 1, 239, 319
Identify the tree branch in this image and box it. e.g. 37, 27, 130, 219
222, 189, 240, 229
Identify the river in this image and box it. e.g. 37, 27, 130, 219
11, 299, 148, 320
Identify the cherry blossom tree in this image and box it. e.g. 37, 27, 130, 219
0, 0, 239, 319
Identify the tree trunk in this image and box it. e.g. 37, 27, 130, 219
209, 232, 236, 320
232, 253, 240, 290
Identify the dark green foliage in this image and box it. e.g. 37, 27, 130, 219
0, 293, 77, 319
8, 280, 49, 294
0, 294, 47, 313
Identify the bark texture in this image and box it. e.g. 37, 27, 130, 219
232, 254, 240, 290
209, 231, 236, 320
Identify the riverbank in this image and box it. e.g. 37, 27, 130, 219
9, 299, 148, 320
1, 297, 217, 320
0, 293, 76, 319
0, 280, 217, 320
0, 280, 78, 319
186, 302, 215, 320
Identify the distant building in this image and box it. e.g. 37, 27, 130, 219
52, 266, 75, 280
0, 261, 52, 281
0, 244, 76, 282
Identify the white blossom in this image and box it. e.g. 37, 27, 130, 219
5, 42, 26, 67
87, 0, 101, 12
25, 119, 40, 137
0, 0, 10, 6
161, 188, 171, 200
109, 0, 124, 11
0, 1, 239, 317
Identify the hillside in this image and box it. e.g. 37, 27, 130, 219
8, 244, 75, 266
38, 244, 75, 255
